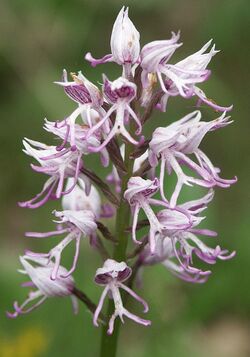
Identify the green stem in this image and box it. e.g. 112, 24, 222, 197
99, 142, 134, 357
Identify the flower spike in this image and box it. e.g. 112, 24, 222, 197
12, 7, 237, 339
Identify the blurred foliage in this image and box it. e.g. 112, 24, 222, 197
0, 0, 249, 356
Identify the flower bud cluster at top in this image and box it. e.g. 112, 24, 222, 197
8, 6, 236, 334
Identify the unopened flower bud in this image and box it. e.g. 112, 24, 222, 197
111, 6, 140, 65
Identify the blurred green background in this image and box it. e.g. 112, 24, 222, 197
0, 0, 249, 356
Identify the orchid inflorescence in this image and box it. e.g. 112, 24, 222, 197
8, 7, 236, 336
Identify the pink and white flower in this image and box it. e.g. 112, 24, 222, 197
139, 191, 235, 283
19, 138, 89, 208
141, 31, 181, 87
124, 177, 191, 253
140, 228, 235, 284
149, 111, 237, 206
93, 259, 150, 335
25, 209, 97, 279
55, 69, 102, 107
54, 70, 109, 151
86, 76, 142, 152
141, 36, 232, 112
44, 117, 109, 168
7, 255, 78, 318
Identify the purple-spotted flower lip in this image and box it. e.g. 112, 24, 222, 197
124, 177, 159, 205
95, 259, 132, 285
55, 69, 91, 104
103, 75, 137, 104
54, 69, 103, 107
